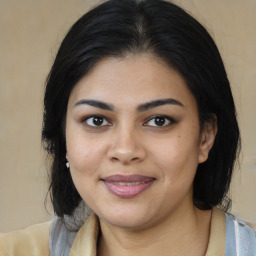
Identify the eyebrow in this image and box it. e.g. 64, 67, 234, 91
74, 98, 183, 112
74, 99, 115, 111
137, 98, 184, 112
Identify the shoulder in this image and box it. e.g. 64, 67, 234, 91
0, 221, 51, 256
225, 212, 256, 255
49, 217, 78, 255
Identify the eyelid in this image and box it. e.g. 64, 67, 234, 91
82, 115, 112, 127
143, 115, 175, 127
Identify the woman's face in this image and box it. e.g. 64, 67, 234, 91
66, 54, 215, 230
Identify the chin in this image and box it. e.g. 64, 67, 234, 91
106, 217, 151, 230
97, 208, 154, 230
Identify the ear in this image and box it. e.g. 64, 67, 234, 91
198, 115, 217, 164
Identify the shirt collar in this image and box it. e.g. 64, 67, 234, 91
69, 214, 99, 256
205, 208, 226, 256
70, 208, 225, 256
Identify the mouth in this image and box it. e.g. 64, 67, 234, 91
101, 175, 156, 199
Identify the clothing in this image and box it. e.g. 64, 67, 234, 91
0, 222, 50, 256
1, 208, 255, 256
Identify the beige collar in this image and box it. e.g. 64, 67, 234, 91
205, 208, 226, 256
69, 208, 225, 256
69, 214, 99, 256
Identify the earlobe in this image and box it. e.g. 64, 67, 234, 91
198, 116, 217, 163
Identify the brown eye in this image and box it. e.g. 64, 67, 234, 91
84, 115, 111, 127
144, 115, 173, 127
92, 116, 103, 126
154, 117, 166, 126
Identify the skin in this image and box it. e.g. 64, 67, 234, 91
66, 54, 217, 256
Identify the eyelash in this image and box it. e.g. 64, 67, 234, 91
81, 115, 175, 128
143, 115, 175, 128
82, 115, 112, 128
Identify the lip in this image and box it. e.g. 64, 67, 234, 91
101, 175, 155, 199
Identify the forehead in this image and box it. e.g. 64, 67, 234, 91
68, 54, 196, 109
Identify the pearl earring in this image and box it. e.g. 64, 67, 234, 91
66, 162, 70, 168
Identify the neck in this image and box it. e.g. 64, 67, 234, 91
97, 206, 212, 256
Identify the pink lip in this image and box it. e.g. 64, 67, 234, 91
102, 175, 155, 199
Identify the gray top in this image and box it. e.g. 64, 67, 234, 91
49, 218, 77, 256
49, 212, 256, 256
225, 213, 256, 255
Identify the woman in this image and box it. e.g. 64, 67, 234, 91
1, 0, 255, 255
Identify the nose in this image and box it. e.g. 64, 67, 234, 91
107, 126, 146, 165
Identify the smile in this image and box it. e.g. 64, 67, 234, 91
111, 181, 147, 186
101, 175, 155, 199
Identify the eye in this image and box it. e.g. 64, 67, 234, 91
83, 115, 111, 127
144, 115, 174, 127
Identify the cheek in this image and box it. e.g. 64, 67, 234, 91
150, 132, 200, 181
66, 129, 107, 177
67, 137, 104, 202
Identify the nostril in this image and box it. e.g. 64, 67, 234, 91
107, 144, 146, 164
111, 156, 119, 162
110, 156, 141, 164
